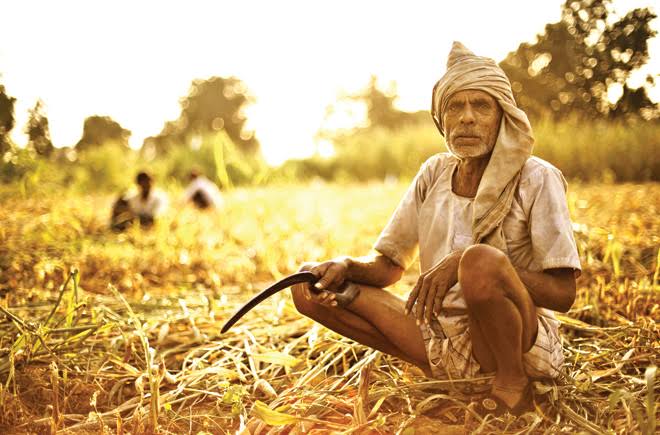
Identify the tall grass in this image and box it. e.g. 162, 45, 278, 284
532, 117, 660, 182
0, 118, 657, 197
0, 132, 268, 198
318, 117, 660, 182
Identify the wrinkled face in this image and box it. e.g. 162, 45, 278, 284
443, 89, 503, 159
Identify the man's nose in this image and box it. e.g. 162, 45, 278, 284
459, 105, 476, 124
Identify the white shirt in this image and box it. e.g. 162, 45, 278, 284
182, 176, 223, 208
127, 188, 169, 218
374, 153, 581, 316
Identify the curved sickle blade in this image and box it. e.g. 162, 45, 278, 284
221, 271, 318, 333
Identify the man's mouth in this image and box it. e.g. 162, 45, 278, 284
451, 135, 484, 149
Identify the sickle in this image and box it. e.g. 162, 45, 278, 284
221, 271, 319, 333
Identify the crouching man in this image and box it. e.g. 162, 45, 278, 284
182, 169, 223, 210
111, 171, 168, 230
291, 42, 581, 416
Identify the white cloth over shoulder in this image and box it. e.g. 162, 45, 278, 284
127, 189, 169, 218
182, 176, 223, 208
431, 41, 535, 250
374, 153, 581, 276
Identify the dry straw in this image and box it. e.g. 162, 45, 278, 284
0, 183, 657, 433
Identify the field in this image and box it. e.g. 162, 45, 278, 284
0, 181, 658, 434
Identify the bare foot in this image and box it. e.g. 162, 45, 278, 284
491, 378, 530, 409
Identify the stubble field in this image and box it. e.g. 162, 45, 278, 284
0, 181, 657, 434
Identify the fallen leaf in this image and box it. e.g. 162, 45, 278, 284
252, 400, 299, 426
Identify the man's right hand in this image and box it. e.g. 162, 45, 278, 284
405, 249, 463, 325
297, 258, 351, 306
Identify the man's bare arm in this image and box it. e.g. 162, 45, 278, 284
302, 253, 404, 293
343, 254, 405, 288
515, 267, 577, 313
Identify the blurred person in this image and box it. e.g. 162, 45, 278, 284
110, 195, 134, 231
114, 171, 168, 229
182, 169, 223, 209
291, 42, 580, 416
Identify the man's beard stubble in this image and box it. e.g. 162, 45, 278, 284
446, 140, 494, 159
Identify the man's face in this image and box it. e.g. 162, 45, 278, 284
137, 177, 152, 194
443, 89, 503, 159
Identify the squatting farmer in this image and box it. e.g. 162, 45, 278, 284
110, 171, 169, 230
291, 42, 581, 416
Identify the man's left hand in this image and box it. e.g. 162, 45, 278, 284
405, 249, 464, 325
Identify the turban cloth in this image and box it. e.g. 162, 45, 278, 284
431, 41, 535, 251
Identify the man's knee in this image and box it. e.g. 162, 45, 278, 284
291, 262, 319, 313
458, 244, 509, 305
291, 285, 316, 316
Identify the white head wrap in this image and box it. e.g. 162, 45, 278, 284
431, 41, 535, 250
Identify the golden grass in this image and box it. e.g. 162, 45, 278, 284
0, 182, 657, 434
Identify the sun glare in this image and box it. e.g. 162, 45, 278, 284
1, 0, 658, 165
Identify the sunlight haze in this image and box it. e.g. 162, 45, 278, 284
1, 0, 658, 165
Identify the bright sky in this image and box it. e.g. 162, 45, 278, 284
1, 0, 658, 165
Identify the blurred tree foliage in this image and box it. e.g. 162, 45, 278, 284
143, 76, 259, 156
319, 76, 430, 154
311, 77, 439, 182
500, 0, 658, 120
352, 76, 428, 130
75, 116, 131, 151
0, 84, 16, 154
24, 100, 54, 157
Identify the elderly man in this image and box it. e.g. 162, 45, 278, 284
291, 42, 581, 415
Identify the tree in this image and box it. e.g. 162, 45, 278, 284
24, 100, 54, 157
0, 84, 16, 154
609, 79, 658, 119
75, 115, 131, 151
350, 76, 427, 130
500, 0, 658, 120
319, 76, 427, 144
144, 76, 259, 155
